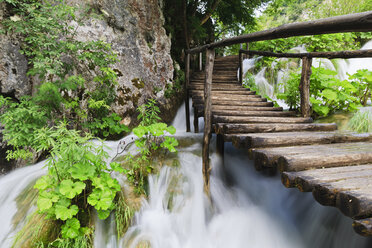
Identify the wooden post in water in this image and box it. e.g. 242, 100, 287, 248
239, 51, 243, 85
299, 57, 312, 118
185, 53, 191, 132
199, 52, 203, 71
202, 48, 215, 194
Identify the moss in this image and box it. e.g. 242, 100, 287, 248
12, 212, 60, 248
131, 78, 145, 89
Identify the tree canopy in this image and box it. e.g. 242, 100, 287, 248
163, 0, 268, 63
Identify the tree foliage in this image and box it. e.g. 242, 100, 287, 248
163, 0, 268, 64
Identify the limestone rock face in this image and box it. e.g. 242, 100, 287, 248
1, 0, 177, 126
73, 0, 175, 125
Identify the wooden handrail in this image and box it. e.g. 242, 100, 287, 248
239, 49, 372, 59
186, 11, 372, 54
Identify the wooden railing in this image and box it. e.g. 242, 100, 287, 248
183, 11, 372, 192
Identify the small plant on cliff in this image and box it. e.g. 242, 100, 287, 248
124, 99, 178, 194
32, 122, 124, 244
0, 0, 126, 141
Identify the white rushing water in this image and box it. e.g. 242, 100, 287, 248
1, 40, 372, 246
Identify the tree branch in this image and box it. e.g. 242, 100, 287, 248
200, 0, 221, 25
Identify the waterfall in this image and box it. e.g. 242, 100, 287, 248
1, 101, 372, 247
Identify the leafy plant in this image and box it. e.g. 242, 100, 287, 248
33, 122, 123, 241
277, 67, 361, 116
348, 69, 372, 106
123, 99, 178, 194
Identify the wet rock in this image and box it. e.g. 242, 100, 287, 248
0, 35, 30, 100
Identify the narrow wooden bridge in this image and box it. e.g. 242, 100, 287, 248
184, 11, 372, 236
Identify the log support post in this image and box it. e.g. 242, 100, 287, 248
245, 43, 249, 59
185, 53, 191, 132
299, 57, 312, 118
202, 48, 215, 194
239, 50, 243, 85
199, 52, 203, 71
194, 106, 199, 133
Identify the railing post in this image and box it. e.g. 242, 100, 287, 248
299, 57, 312, 118
199, 52, 203, 71
246, 43, 250, 59
239, 50, 243, 85
185, 53, 191, 132
202, 48, 215, 194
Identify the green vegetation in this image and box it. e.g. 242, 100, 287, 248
348, 109, 372, 133
276, 67, 372, 117
0, 0, 128, 152
123, 99, 178, 195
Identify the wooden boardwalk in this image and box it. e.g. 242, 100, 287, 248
189, 55, 372, 236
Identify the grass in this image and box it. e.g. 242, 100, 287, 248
348, 108, 372, 133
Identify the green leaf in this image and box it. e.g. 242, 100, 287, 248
34, 176, 51, 190
68, 162, 97, 181
166, 125, 176, 135
87, 188, 115, 211
61, 218, 80, 239
97, 209, 111, 220
55, 202, 79, 220
37, 191, 59, 212
59, 179, 86, 199
321, 89, 338, 101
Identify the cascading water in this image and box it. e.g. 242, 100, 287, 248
243, 40, 372, 107
0, 103, 372, 247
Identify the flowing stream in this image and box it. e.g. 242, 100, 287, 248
1, 41, 372, 247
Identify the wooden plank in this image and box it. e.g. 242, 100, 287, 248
192, 94, 262, 101
240, 49, 372, 59
278, 142, 372, 172
353, 218, 372, 236
299, 57, 312, 117
202, 48, 215, 194
216, 123, 337, 134
282, 164, 372, 192
213, 116, 312, 124
280, 164, 372, 219
193, 99, 271, 106
191, 90, 256, 95
229, 131, 372, 148
210, 110, 295, 117
187, 11, 372, 54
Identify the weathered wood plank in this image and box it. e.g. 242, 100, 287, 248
191, 90, 256, 95
193, 95, 262, 101
193, 99, 271, 106
353, 218, 372, 236
216, 123, 337, 134
240, 49, 372, 59
187, 11, 372, 54
210, 110, 295, 117
228, 131, 372, 148
278, 142, 372, 172
213, 116, 312, 124
281, 164, 372, 219
282, 164, 372, 192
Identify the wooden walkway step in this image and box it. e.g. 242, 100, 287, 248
225, 131, 372, 148
213, 116, 312, 124
281, 164, 372, 219
215, 123, 337, 134
250, 142, 372, 171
